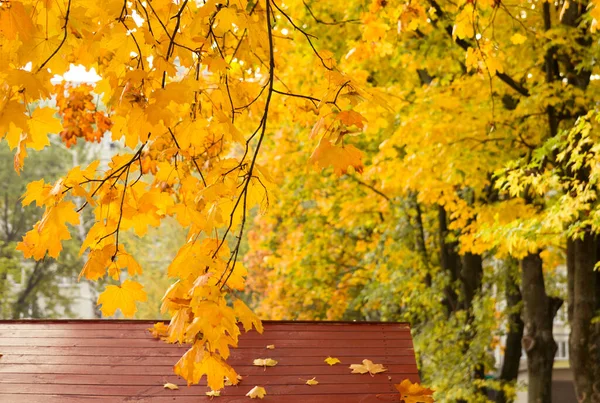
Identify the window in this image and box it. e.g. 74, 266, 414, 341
556, 341, 569, 360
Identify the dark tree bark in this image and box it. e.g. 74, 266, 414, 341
438, 205, 487, 402
460, 252, 486, 398
567, 236, 600, 403
409, 193, 431, 287
520, 252, 562, 403
496, 264, 525, 403
560, 0, 599, 392
461, 252, 482, 311
438, 205, 460, 314
567, 238, 576, 323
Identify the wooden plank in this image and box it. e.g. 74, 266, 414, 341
0, 338, 413, 348
0, 322, 410, 332
0, 320, 418, 401
0, 393, 402, 403
0, 329, 412, 340
0, 346, 414, 357
0, 363, 417, 376
0, 373, 421, 386
0, 383, 398, 396
0, 354, 418, 366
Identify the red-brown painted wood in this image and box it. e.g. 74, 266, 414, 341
0, 383, 400, 395
0, 373, 421, 386
0, 354, 417, 366
0, 329, 412, 340
0, 346, 414, 357
0, 393, 403, 403
0, 338, 413, 348
0, 320, 418, 402
0, 363, 418, 376
0, 320, 410, 331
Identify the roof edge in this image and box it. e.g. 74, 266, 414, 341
0, 319, 412, 327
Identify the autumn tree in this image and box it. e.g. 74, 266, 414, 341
245, 1, 600, 403
0, 0, 375, 393
3, 0, 600, 401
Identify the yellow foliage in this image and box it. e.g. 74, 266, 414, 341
17, 201, 79, 259
4, 0, 599, 399
97, 280, 148, 318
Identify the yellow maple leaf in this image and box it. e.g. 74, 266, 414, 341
174, 342, 205, 384
253, 358, 278, 367
306, 377, 319, 386
224, 263, 247, 291
510, 33, 527, 45
16, 201, 80, 259
194, 353, 239, 391
78, 244, 115, 281
325, 356, 341, 365
234, 299, 263, 333
27, 107, 63, 151
97, 280, 147, 318
349, 359, 387, 376
163, 382, 179, 390
115, 250, 143, 277
0, 1, 34, 41
206, 390, 221, 397
22, 179, 52, 207
395, 379, 435, 403
266, 345, 275, 350
0, 101, 27, 147
453, 4, 475, 39
246, 386, 267, 399
167, 241, 214, 279
168, 308, 191, 344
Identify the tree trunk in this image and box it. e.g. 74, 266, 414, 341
568, 235, 600, 403
461, 252, 482, 311
520, 252, 562, 403
409, 193, 431, 287
460, 252, 486, 399
438, 205, 460, 314
496, 263, 525, 403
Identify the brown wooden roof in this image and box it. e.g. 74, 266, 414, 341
0, 320, 419, 402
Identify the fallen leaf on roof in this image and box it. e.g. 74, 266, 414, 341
266, 344, 275, 349
206, 390, 221, 397
148, 322, 169, 339
349, 359, 387, 376
246, 386, 267, 399
395, 379, 435, 403
253, 358, 278, 367
325, 356, 341, 365
163, 382, 179, 390
306, 377, 319, 386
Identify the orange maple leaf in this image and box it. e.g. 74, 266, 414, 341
395, 379, 435, 403
337, 110, 367, 129
309, 138, 364, 176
